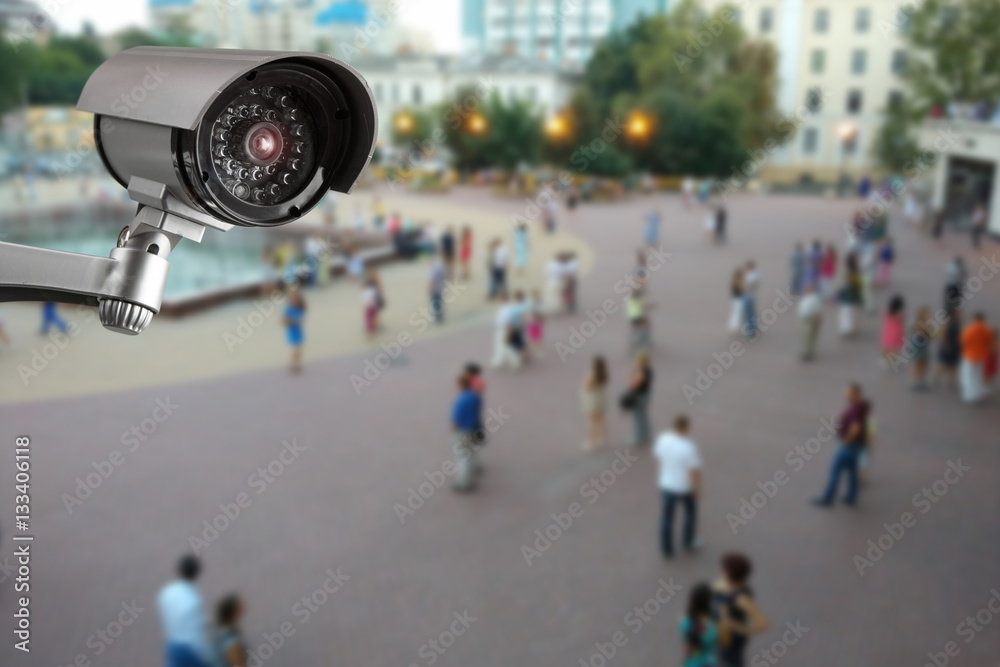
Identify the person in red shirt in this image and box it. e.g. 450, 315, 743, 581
814, 383, 870, 507
960, 312, 993, 403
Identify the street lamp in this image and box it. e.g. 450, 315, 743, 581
394, 111, 415, 135
626, 111, 654, 143
545, 113, 570, 142
837, 122, 858, 197
466, 112, 488, 136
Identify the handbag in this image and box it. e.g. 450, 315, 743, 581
619, 390, 637, 411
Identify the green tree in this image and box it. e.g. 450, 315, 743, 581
390, 107, 434, 150
442, 89, 543, 172
558, 0, 787, 176
874, 0, 1000, 170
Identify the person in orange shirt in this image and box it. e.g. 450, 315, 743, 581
960, 312, 993, 403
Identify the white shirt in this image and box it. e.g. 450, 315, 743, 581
495, 303, 515, 331
157, 580, 212, 663
743, 270, 759, 296
363, 285, 379, 308
546, 260, 564, 286
492, 245, 508, 269
653, 431, 701, 493
798, 293, 822, 319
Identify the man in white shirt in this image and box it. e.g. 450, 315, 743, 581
797, 283, 823, 362
491, 294, 521, 369
653, 415, 701, 558
489, 240, 509, 300
157, 555, 213, 667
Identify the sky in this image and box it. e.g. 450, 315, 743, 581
51, 0, 462, 53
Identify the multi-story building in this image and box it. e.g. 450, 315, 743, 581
461, 0, 668, 66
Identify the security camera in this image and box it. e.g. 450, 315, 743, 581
0, 47, 377, 334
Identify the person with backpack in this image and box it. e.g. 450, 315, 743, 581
680, 583, 729, 666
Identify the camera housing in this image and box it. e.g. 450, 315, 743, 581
78, 47, 378, 227
0, 47, 377, 334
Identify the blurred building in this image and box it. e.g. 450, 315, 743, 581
149, 0, 425, 55
920, 120, 999, 236
25, 107, 94, 152
702, 0, 911, 184
461, 0, 668, 66
0, 0, 54, 45
357, 53, 578, 146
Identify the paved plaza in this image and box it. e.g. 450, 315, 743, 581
0, 186, 998, 666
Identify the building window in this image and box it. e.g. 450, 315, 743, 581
814, 8, 829, 33
895, 8, 911, 31
891, 49, 908, 75
412, 84, 422, 106
888, 90, 904, 111
851, 49, 867, 74
806, 88, 823, 113
855, 7, 870, 33
810, 49, 825, 74
391, 83, 399, 104
847, 89, 863, 114
759, 7, 773, 33
802, 127, 819, 154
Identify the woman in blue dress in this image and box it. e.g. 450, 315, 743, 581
283, 290, 306, 374
680, 583, 728, 666
513, 223, 529, 273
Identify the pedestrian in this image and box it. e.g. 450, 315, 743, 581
440, 226, 456, 280
728, 267, 744, 334
880, 295, 906, 367
960, 312, 993, 404
931, 207, 946, 238
741, 260, 759, 338
41, 301, 68, 334
214, 594, 247, 667
909, 306, 934, 390
621, 350, 653, 447
526, 289, 545, 358
513, 222, 529, 272
372, 196, 385, 230
508, 290, 529, 364
362, 276, 380, 341
838, 253, 863, 337
562, 252, 579, 313
712, 553, 770, 667
429, 257, 446, 324
543, 199, 557, 233
934, 307, 962, 389
682, 176, 695, 209
545, 253, 566, 314
490, 294, 521, 369
819, 243, 838, 301
860, 242, 877, 314
714, 205, 727, 245
282, 289, 306, 373
580, 356, 609, 450
681, 583, 728, 667
814, 383, 871, 507
488, 238, 509, 300
451, 372, 483, 493
944, 256, 966, 311
627, 288, 652, 355
654, 414, 701, 558
802, 240, 823, 292
876, 238, 895, 287
458, 226, 473, 281
645, 208, 661, 246
970, 202, 987, 249
157, 554, 213, 667
789, 243, 805, 296
797, 283, 822, 362
346, 243, 365, 282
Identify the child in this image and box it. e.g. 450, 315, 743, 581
877, 238, 895, 287
465, 362, 485, 394
459, 226, 473, 281
880, 295, 906, 367
526, 289, 545, 358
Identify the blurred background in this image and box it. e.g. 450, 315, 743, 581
0, 1, 998, 666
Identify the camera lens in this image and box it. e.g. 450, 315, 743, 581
208, 83, 319, 207
244, 122, 283, 166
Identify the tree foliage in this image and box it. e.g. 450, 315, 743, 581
441, 88, 543, 172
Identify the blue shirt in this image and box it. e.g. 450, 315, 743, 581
157, 580, 212, 664
451, 389, 482, 432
